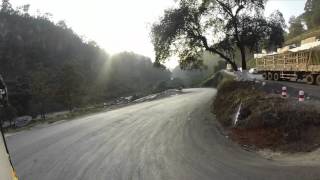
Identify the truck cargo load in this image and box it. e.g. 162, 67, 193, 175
255, 39, 320, 85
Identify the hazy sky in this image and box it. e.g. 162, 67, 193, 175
12, 0, 307, 68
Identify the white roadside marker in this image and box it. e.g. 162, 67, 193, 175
299, 90, 305, 102
281, 86, 287, 98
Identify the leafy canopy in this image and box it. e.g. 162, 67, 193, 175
151, 0, 285, 70
304, 0, 320, 29
288, 16, 305, 38
0, 0, 172, 116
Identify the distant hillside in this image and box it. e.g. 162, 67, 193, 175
171, 52, 226, 87
0, 1, 171, 118
285, 27, 320, 46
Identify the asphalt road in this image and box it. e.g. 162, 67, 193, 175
252, 73, 320, 99
6, 89, 320, 180
268, 80, 320, 99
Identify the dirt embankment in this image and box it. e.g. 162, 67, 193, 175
213, 80, 320, 153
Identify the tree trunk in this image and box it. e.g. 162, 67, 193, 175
68, 101, 73, 112
232, 16, 246, 70
9, 118, 13, 128
239, 45, 247, 70
40, 102, 46, 120
41, 112, 46, 121
230, 61, 238, 71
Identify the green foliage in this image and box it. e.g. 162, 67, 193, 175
0, 104, 17, 127
153, 81, 169, 93
263, 10, 286, 52
201, 71, 235, 88
55, 64, 84, 111
172, 51, 226, 87
105, 52, 171, 97
304, 0, 320, 29
172, 67, 208, 87
285, 0, 320, 45
30, 66, 51, 119
288, 16, 305, 38
0, 1, 107, 113
0, 1, 172, 118
151, 0, 285, 70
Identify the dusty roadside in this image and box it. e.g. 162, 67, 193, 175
3, 89, 183, 134
209, 72, 320, 162
258, 148, 320, 165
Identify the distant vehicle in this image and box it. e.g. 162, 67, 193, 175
255, 37, 320, 85
249, 68, 258, 74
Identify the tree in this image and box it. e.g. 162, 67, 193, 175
105, 52, 171, 97
288, 16, 305, 38
0, 104, 17, 127
0, 0, 178, 117
213, 60, 226, 73
151, 0, 285, 71
56, 64, 83, 111
263, 10, 286, 52
304, 0, 320, 29
30, 67, 51, 120
0, 0, 13, 13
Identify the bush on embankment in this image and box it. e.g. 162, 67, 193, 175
213, 80, 320, 152
201, 70, 235, 88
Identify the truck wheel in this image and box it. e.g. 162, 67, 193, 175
267, 72, 273, 80
273, 72, 280, 81
316, 75, 320, 85
262, 72, 268, 80
306, 74, 315, 85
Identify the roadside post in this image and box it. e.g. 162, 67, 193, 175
281, 86, 287, 98
299, 90, 305, 102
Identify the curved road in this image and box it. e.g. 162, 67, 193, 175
6, 89, 320, 180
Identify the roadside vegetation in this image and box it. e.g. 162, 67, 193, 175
285, 0, 320, 45
172, 52, 226, 87
201, 70, 235, 88
1, 0, 229, 129
151, 0, 285, 71
205, 0, 320, 154
285, 27, 320, 46
0, 0, 180, 128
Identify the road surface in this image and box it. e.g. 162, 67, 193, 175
6, 89, 320, 180
268, 80, 320, 99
